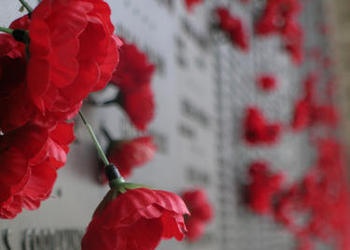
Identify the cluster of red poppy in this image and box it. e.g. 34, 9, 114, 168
0, 1, 193, 249
245, 140, 350, 249
243, 1, 350, 248
292, 73, 338, 130
245, 50, 350, 250
0, 0, 119, 219
244, 106, 282, 145
246, 138, 350, 250
255, 0, 303, 64
181, 188, 214, 241
215, 7, 250, 52
214, 1, 303, 60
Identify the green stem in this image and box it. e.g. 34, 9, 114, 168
0, 27, 13, 34
79, 111, 110, 166
19, 0, 33, 13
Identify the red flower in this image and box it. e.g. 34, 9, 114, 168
247, 161, 284, 215
215, 7, 250, 51
184, 0, 203, 12
292, 73, 339, 130
255, 0, 303, 64
110, 39, 155, 93
255, 0, 301, 35
0, 122, 74, 218
292, 73, 317, 130
256, 74, 278, 91
282, 20, 304, 64
108, 39, 156, 131
254, 13, 276, 35
0, 33, 37, 133
105, 136, 157, 179
119, 85, 155, 131
292, 99, 311, 130
11, 0, 119, 120
181, 189, 214, 241
244, 107, 281, 145
273, 184, 301, 230
311, 105, 339, 127
81, 188, 189, 250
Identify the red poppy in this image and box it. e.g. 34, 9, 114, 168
292, 73, 339, 130
42, 122, 76, 169
215, 7, 250, 51
110, 39, 155, 93
0, 122, 74, 218
181, 188, 214, 241
0, 33, 37, 133
315, 138, 344, 178
292, 73, 317, 130
119, 85, 155, 131
273, 184, 301, 230
81, 188, 189, 250
255, 0, 301, 35
255, 0, 303, 64
244, 107, 281, 145
311, 105, 339, 127
256, 74, 278, 91
10, 0, 119, 121
184, 0, 203, 12
282, 20, 303, 64
247, 161, 284, 215
104, 136, 157, 179
292, 99, 311, 131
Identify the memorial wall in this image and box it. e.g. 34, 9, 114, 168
0, 0, 349, 250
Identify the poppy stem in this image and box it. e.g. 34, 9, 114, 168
78, 111, 125, 185
0, 27, 13, 34
78, 111, 110, 166
19, 0, 33, 13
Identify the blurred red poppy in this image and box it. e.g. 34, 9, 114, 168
103, 136, 157, 179
244, 107, 281, 145
181, 188, 214, 241
215, 7, 250, 52
110, 39, 155, 93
